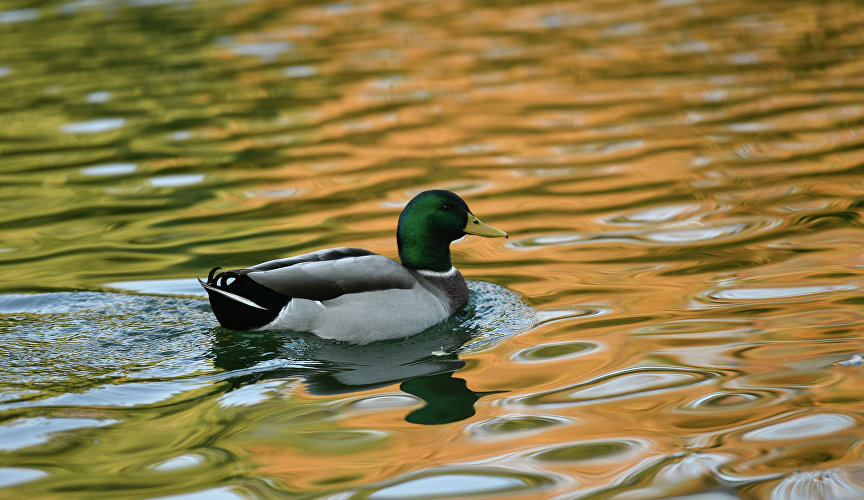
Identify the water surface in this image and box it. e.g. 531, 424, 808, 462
3, 0, 864, 498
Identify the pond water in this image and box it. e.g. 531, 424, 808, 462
2, 0, 864, 498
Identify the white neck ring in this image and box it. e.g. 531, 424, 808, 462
416, 266, 457, 278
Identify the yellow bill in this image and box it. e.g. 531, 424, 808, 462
464, 213, 508, 238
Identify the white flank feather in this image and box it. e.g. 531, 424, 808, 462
199, 280, 267, 310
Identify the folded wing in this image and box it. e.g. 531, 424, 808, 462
201, 247, 417, 330
246, 252, 416, 300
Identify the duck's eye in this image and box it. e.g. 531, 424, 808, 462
440, 204, 452, 211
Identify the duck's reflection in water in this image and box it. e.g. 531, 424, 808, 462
210, 317, 497, 425
401, 372, 503, 425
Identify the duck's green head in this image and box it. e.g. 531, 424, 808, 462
397, 190, 507, 272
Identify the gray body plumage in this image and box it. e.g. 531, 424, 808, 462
231, 248, 469, 343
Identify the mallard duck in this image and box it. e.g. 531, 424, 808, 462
200, 190, 508, 344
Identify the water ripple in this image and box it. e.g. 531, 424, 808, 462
769, 468, 864, 500
61, 118, 126, 134
742, 413, 856, 442
530, 438, 648, 463
509, 217, 781, 249
700, 283, 858, 305
516, 367, 718, 407
0, 417, 119, 452
361, 468, 558, 499
512, 341, 603, 362
467, 414, 571, 441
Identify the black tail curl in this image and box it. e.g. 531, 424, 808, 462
207, 267, 250, 290
207, 267, 222, 284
